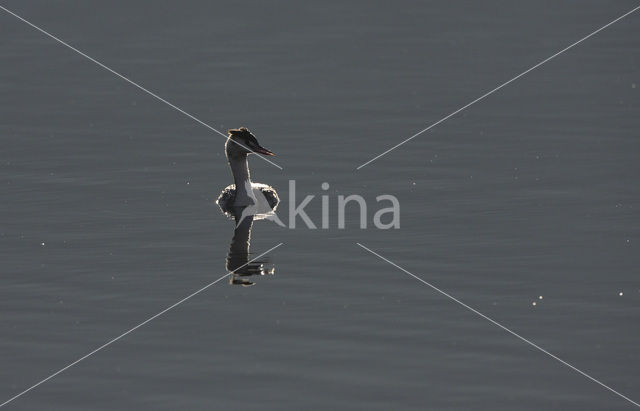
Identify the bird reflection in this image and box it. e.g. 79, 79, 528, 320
225, 206, 275, 286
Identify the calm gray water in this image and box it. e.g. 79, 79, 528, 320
1, 1, 639, 410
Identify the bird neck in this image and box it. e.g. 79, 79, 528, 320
229, 154, 255, 205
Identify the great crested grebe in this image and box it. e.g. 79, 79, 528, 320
216, 127, 279, 214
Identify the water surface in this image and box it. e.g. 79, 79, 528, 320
1, 1, 639, 410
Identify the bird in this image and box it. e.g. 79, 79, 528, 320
217, 127, 279, 216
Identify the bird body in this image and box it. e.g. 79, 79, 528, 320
217, 182, 279, 213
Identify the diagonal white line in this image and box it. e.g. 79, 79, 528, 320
0, 4, 283, 170
356, 5, 640, 170
356, 242, 640, 408
0, 243, 284, 408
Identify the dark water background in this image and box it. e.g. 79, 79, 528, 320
1, 1, 639, 410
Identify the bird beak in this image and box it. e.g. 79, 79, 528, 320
253, 145, 275, 156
